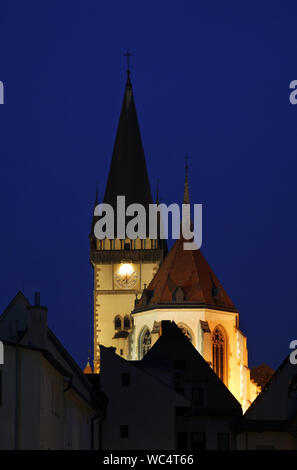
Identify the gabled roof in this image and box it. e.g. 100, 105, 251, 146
0, 291, 32, 340
0, 290, 30, 325
243, 355, 297, 421
140, 321, 242, 414
133, 236, 236, 313
103, 74, 153, 210
99, 344, 190, 405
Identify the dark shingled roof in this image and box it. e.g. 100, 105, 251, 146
133, 236, 237, 313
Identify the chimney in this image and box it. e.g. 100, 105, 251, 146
27, 293, 48, 349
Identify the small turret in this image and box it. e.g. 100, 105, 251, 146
83, 350, 93, 374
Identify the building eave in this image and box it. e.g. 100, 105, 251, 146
132, 303, 238, 315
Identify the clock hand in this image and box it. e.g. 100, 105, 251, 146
124, 272, 135, 286
127, 272, 135, 280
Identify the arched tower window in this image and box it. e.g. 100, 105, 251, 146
124, 315, 131, 330
114, 316, 122, 330
212, 326, 227, 384
139, 328, 151, 359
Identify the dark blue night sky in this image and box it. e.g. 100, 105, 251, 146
0, 1, 296, 370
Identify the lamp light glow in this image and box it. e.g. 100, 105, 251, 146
119, 263, 133, 276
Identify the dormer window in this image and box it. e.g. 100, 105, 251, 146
173, 286, 185, 303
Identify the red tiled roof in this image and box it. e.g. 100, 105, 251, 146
134, 237, 236, 312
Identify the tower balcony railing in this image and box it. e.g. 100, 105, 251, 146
90, 248, 164, 264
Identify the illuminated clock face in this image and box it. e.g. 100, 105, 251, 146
114, 263, 138, 289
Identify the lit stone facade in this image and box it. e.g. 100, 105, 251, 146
91, 243, 162, 373
130, 307, 259, 411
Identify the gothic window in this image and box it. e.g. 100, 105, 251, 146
212, 327, 226, 383
114, 316, 122, 330
139, 328, 151, 359
124, 315, 130, 330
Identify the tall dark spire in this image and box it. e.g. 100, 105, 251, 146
103, 72, 153, 210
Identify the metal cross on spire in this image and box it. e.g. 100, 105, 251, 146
124, 49, 133, 77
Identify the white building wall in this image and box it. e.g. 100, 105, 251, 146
0, 345, 41, 449
0, 345, 98, 450
131, 308, 207, 360
131, 307, 257, 409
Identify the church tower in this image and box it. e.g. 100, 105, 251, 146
90, 70, 166, 372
